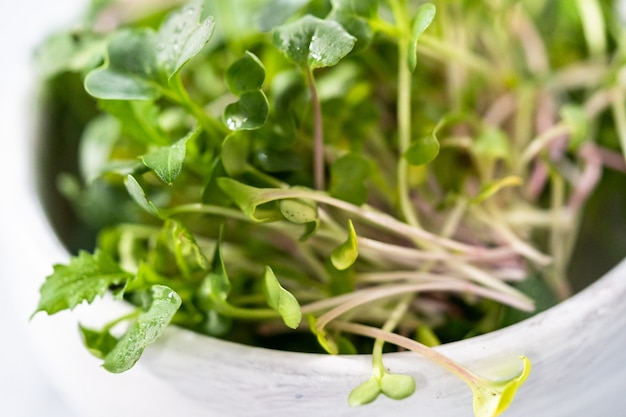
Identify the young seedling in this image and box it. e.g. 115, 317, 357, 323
33, 0, 626, 416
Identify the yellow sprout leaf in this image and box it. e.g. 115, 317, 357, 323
471, 356, 532, 417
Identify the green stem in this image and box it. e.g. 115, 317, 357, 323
306, 67, 325, 190
371, 294, 413, 375
610, 87, 626, 163
389, 0, 421, 228
330, 320, 479, 385
167, 75, 226, 142
214, 299, 279, 321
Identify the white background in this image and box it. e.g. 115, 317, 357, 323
0, 1, 84, 416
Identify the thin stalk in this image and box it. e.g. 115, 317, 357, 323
306, 68, 325, 190
610, 87, 626, 163
548, 173, 572, 299
167, 74, 226, 141
309, 280, 533, 331
330, 320, 479, 384
576, 0, 607, 59
518, 123, 572, 169
371, 294, 414, 374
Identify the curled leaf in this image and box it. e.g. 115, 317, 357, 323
156, 0, 215, 79
408, 3, 437, 72
264, 266, 302, 329
330, 220, 358, 270
471, 356, 532, 417
226, 51, 266, 95
141, 131, 196, 185
84, 29, 160, 100
124, 175, 162, 218
103, 285, 182, 373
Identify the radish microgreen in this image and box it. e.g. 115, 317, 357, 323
33, 0, 626, 416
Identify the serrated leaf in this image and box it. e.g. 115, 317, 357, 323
84, 29, 160, 100
273, 15, 356, 70
348, 378, 381, 406
226, 51, 266, 95
124, 174, 162, 218
263, 266, 302, 329
408, 3, 437, 72
157, 219, 209, 275
79, 115, 121, 183
141, 130, 197, 184
103, 285, 182, 373
331, 220, 358, 270
156, 0, 215, 79
224, 90, 269, 131
80, 324, 119, 360
380, 373, 416, 400
35, 250, 133, 315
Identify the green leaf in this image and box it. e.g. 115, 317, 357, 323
201, 230, 231, 303
98, 100, 168, 146
221, 131, 251, 177
258, 0, 310, 32
472, 127, 512, 162
84, 29, 160, 100
408, 3, 437, 72
471, 356, 532, 417
307, 314, 339, 354
226, 51, 266, 95
35, 250, 133, 315
141, 130, 197, 185
380, 373, 416, 400
224, 90, 269, 131
348, 378, 381, 406
80, 324, 119, 360
103, 285, 182, 373
329, 152, 370, 205
279, 197, 318, 224
78, 115, 121, 183
216, 178, 281, 222
330, 0, 378, 18
560, 104, 589, 150
263, 266, 302, 329
328, 0, 378, 53
331, 220, 358, 270
124, 175, 162, 218
273, 15, 356, 70
156, 0, 216, 79
471, 176, 523, 204
35, 30, 105, 79
404, 133, 440, 166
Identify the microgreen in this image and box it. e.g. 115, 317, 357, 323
34, 0, 626, 416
